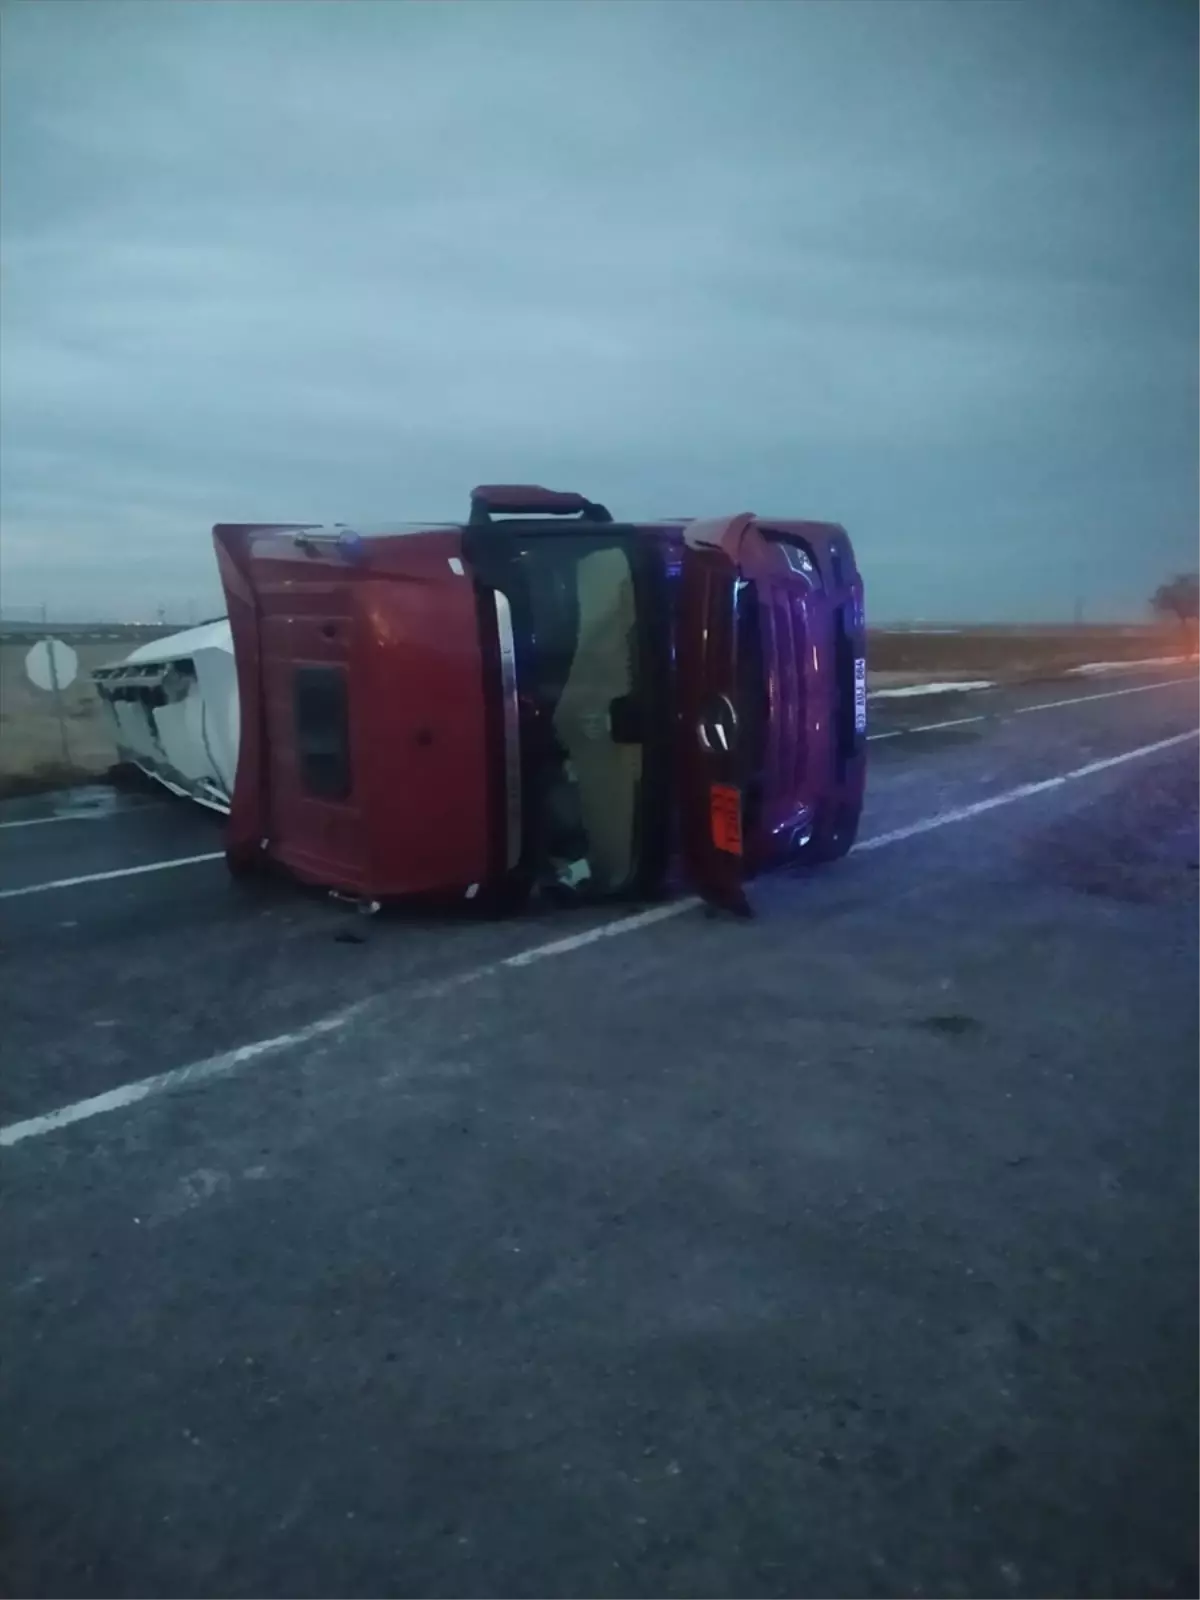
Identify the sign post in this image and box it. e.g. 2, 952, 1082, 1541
24, 637, 80, 765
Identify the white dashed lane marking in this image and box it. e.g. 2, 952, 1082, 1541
868, 675, 1193, 743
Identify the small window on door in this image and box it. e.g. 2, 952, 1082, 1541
293, 665, 352, 800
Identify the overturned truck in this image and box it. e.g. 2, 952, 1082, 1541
95, 486, 867, 915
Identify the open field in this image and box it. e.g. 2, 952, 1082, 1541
867, 622, 1191, 679
0, 622, 1191, 796
0, 624, 189, 793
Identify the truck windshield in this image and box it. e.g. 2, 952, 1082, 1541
477, 530, 653, 896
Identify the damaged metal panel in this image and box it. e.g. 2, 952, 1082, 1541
93, 619, 238, 812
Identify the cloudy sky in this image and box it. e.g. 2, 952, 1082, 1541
1, 0, 1195, 621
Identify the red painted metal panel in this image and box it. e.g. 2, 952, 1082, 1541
213, 524, 493, 900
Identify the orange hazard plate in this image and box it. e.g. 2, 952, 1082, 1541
710, 784, 743, 855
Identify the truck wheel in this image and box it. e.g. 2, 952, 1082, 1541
225, 843, 266, 883
476, 870, 534, 919
803, 799, 862, 864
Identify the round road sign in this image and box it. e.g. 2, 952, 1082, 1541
25, 637, 79, 693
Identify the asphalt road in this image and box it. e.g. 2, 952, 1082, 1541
1, 668, 1197, 1598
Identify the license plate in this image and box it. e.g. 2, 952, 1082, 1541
710, 783, 743, 855
854, 657, 867, 734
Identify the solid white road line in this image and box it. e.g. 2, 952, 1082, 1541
0, 1011, 355, 1148
0, 851, 224, 900
1009, 677, 1195, 715
3, 724, 1195, 1152
907, 714, 987, 734
0, 808, 165, 832
502, 901, 693, 967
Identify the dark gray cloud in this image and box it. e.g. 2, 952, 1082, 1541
1, 0, 1195, 620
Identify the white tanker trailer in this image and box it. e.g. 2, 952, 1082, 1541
91, 618, 238, 813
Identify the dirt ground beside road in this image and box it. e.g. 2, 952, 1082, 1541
868, 622, 1188, 678
0, 639, 126, 793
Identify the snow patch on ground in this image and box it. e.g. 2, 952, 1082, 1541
872, 657, 1197, 699
869, 680, 996, 700
1067, 656, 1194, 676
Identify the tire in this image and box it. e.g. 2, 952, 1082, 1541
476, 868, 535, 919
224, 842, 278, 895
225, 845, 262, 881
803, 797, 862, 864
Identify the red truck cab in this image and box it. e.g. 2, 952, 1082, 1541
213, 486, 865, 916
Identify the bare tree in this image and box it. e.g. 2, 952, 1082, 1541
1150, 572, 1199, 627
1150, 573, 1199, 660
